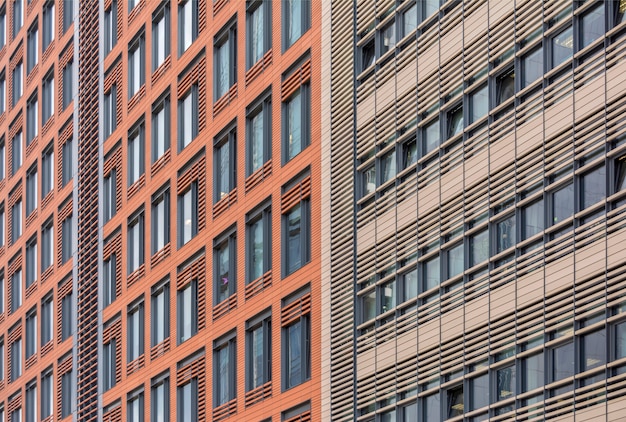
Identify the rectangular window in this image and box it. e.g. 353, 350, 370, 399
551, 183, 574, 225
128, 32, 145, 98
213, 331, 236, 407
12, 198, 22, 244
282, 288, 311, 390
580, 3, 605, 49
61, 289, 72, 340
103, 337, 116, 391
521, 352, 543, 392
62, 0, 73, 33
246, 90, 271, 175
178, 0, 198, 56
104, 0, 117, 55
11, 267, 22, 312
128, 121, 145, 186
103, 253, 116, 306
41, 293, 53, 345
25, 236, 36, 288
42, 1, 54, 51
127, 298, 144, 362
62, 60, 73, 109
551, 26, 573, 68
581, 165, 606, 210
214, 228, 236, 305
25, 308, 36, 358
495, 67, 515, 106
213, 125, 236, 203
246, 309, 271, 391
581, 329, 606, 371
379, 20, 396, 55
42, 69, 54, 122
0, 337, 3, 380
10, 337, 21, 381
282, 84, 310, 163
151, 93, 170, 162
178, 84, 198, 151
127, 210, 144, 274
495, 214, 516, 253
522, 199, 543, 240
151, 187, 169, 254
41, 219, 53, 270
282, 199, 310, 277
551, 341, 575, 382
12, 130, 22, 176
103, 168, 116, 223
521, 46, 543, 89
214, 19, 237, 101
61, 214, 72, 263
177, 277, 197, 344
177, 377, 198, 422
42, 143, 54, 197
12, 61, 22, 107
446, 104, 463, 139
0, 6, 5, 48
246, 201, 271, 283
25, 381, 36, 422
0, 204, 4, 247
61, 137, 73, 186
469, 374, 488, 410
26, 22, 37, 74
0, 272, 4, 314
60, 366, 72, 418
446, 243, 463, 280
104, 84, 117, 138
151, 279, 169, 346
283, 0, 310, 50
0, 72, 5, 114
10, 407, 21, 422
151, 373, 170, 422
152, 3, 170, 71
469, 84, 488, 124
496, 365, 516, 402
25, 165, 37, 215
41, 368, 53, 418
13, 0, 23, 37
246, 0, 271, 69
177, 182, 198, 247
446, 384, 464, 418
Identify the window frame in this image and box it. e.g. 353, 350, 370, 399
213, 17, 237, 102
152, 3, 170, 71
213, 226, 237, 305
213, 330, 237, 407
245, 88, 272, 176
213, 123, 237, 204
128, 30, 146, 99
246, 200, 272, 284
246, 0, 271, 69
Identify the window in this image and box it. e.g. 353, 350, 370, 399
128, 210, 144, 274
581, 165, 606, 210
551, 182, 574, 225
422, 118, 440, 156
0, 272, 4, 314
0, 6, 4, 48
446, 242, 463, 279
177, 277, 197, 343
60, 365, 72, 418
151, 93, 170, 162
361, 164, 375, 197
151, 373, 169, 422
41, 219, 53, 270
104, 83, 117, 138
469, 229, 488, 266
11, 267, 21, 313
522, 199, 543, 239
26, 94, 37, 144
0, 337, 3, 380
10, 337, 21, 381
61, 289, 72, 340
246, 202, 271, 283
580, 3, 605, 49
12, 61, 22, 106
214, 19, 237, 101
128, 0, 138, 12
0, 204, 4, 247
282, 195, 310, 277
213, 125, 236, 203
62, 136, 73, 186
581, 329, 606, 371
12, 130, 22, 176
0, 72, 5, 114
41, 293, 53, 345
26, 22, 37, 74
178, 0, 198, 55
25, 381, 36, 422
25, 237, 36, 288
42, 1, 54, 51
62, 59, 73, 109
214, 228, 236, 304
360, 38, 374, 71
42, 69, 54, 122
402, 3, 417, 37
42, 144, 54, 197
127, 299, 144, 362
283, 0, 310, 50
520, 352, 543, 392
469, 84, 488, 124
446, 384, 464, 418
380, 149, 396, 184
177, 376, 198, 422
247, 0, 271, 69
213, 331, 236, 407
25, 165, 36, 215
151, 279, 169, 346
11, 198, 22, 244
103, 253, 116, 306
103, 338, 116, 391
246, 309, 271, 391
62, 0, 73, 33
446, 104, 463, 139
128, 32, 145, 98
61, 213, 72, 263
401, 136, 417, 170
178, 182, 198, 246
41, 368, 53, 418
282, 402, 310, 422
178, 84, 198, 151
151, 187, 170, 254
469, 374, 488, 410
551, 341, 574, 382
379, 20, 396, 56
25, 308, 36, 358
282, 285, 311, 390
152, 3, 170, 71
282, 83, 310, 163
496, 365, 516, 402
551, 26, 573, 68
13, 0, 22, 38
495, 67, 515, 106
128, 120, 145, 186
10, 406, 21, 422
495, 214, 515, 253
103, 168, 116, 223
104, 0, 117, 55
246, 90, 271, 175
521, 46, 543, 89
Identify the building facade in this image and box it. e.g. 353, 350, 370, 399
0, 0, 323, 421
326, 0, 626, 421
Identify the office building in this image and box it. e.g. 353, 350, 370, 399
0, 0, 322, 421
324, 0, 626, 421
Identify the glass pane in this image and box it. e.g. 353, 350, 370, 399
582, 330, 606, 371
470, 229, 489, 266
362, 290, 375, 322
581, 4, 605, 49
552, 342, 574, 381
218, 244, 230, 302
582, 165, 606, 209
183, 94, 193, 148
181, 285, 191, 341
218, 144, 230, 199
470, 374, 489, 410
470, 84, 488, 124
403, 4, 417, 35
251, 4, 264, 64
423, 119, 440, 154
287, 0, 302, 46
496, 215, 516, 253
183, 190, 192, 243
617, 322, 626, 358
287, 89, 302, 160
522, 199, 543, 239
552, 183, 574, 225
288, 321, 302, 386
216, 40, 229, 98
403, 268, 418, 300
362, 165, 376, 196
251, 111, 264, 172
250, 218, 264, 281
424, 393, 440, 422
287, 204, 302, 273
497, 366, 516, 401
522, 47, 543, 88
522, 353, 544, 392
182, 1, 193, 51
424, 256, 440, 291
402, 139, 417, 169
381, 150, 396, 183
218, 346, 230, 404
447, 385, 464, 418
381, 280, 396, 313
447, 106, 463, 138
381, 21, 396, 55
552, 26, 573, 67
447, 243, 463, 279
